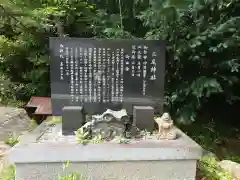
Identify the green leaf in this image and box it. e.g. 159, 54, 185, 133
168, 0, 192, 9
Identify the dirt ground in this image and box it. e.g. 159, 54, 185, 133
0, 142, 10, 174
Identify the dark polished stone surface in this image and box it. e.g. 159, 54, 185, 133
62, 106, 85, 135
133, 106, 154, 132
49, 38, 165, 115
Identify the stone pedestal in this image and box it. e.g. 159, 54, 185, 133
9, 119, 202, 180
14, 160, 197, 180
62, 106, 85, 135
133, 106, 154, 132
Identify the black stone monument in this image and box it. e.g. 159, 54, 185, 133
49, 38, 166, 117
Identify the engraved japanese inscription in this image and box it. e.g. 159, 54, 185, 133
50, 38, 165, 115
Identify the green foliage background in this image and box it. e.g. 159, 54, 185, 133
0, 0, 239, 122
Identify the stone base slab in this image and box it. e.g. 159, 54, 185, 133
9, 118, 202, 180
16, 160, 197, 180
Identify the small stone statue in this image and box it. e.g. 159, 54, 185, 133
155, 112, 177, 140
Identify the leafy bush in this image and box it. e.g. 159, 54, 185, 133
58, 161, 87, 180
0, 165, 15, 180
198, 157, 235, 180
138, 0, 240, 122
4, 135, 19, 147
0, 0, 240, 123
0, 0, 97, 102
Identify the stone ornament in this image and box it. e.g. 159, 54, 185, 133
81, 109, 129, 140
155, 112, 177, 140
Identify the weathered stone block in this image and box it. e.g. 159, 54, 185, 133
219, 160, 240, 179
62, 106, 85, 135
133, 106, 154, 132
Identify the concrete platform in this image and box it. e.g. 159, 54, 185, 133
9, 121, 202, 180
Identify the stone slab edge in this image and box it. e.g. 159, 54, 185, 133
17, 121, 50, 145
9, 144, 202, 163
9, 122, 202, 163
